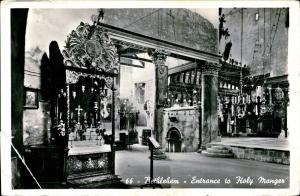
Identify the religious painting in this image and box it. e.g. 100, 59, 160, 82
24, 87, 39, 109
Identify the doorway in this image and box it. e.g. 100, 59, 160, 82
167, 128, 182, 152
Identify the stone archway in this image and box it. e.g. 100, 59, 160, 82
167, 128, 182, 152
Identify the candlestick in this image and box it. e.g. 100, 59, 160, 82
255, 104, 258, 115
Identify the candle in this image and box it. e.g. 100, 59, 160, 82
255, 104, 258, 115
269, 87, 272, 104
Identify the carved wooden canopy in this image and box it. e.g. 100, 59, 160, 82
62, 22, 119, 85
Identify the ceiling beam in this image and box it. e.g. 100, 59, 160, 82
120, 62, 145, 69
168, 62, 198, 75
120, 55, 152, 63
100, 23, 221, 64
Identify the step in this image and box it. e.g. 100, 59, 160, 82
210, 145, 228, 150
202, 150, 233, 158
207, 148, 230, 154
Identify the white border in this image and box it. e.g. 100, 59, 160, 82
1, 1, 300, 196
1, 3, 12, 194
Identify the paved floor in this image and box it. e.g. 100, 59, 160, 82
115, 145, 289, 188
211, 137, 289, 151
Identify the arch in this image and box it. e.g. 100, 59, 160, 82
166, 127, 182, 152
166, 127, 183, 139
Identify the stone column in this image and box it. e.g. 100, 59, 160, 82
151, 49, 168, 144
200, 62, 221, 149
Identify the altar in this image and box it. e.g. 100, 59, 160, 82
54, 15, 120, 187
66, 145, 117, 187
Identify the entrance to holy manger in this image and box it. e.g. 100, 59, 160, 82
167, 128, 182, 152
53, 11, 221, 185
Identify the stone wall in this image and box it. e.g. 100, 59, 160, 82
162, 106, 200, 152
220, 8, 288, 77
103, 8, 218, 54
23, 102, 51, 145
23, 47, 51, 146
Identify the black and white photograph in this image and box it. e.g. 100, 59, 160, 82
1, 1, 300, 195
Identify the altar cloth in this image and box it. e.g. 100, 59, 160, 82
68, 144, 111, 156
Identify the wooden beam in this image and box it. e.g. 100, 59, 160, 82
120, 63, 145, 69
120, 55, 152, 63
100, 23, 221, 63
168, 62, 198, 75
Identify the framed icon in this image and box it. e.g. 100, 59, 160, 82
24, 87, 39, 109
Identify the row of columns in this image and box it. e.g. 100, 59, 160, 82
152, 49, 221, 149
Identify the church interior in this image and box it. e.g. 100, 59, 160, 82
9, 7, 290, 189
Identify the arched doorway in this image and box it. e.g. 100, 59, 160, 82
167, 128, 182, 152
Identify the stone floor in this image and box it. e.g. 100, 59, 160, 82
115, 145, 290, 188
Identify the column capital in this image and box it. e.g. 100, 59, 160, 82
149, 49, 168, 67
201, 62, 221, 76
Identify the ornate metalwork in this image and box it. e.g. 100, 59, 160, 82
201, 62, 221, 76
66, 70, 113, 89
67, 153, 110, 175
62, 22, 119, 74
66, 84, 70, 127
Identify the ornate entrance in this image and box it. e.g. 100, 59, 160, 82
167, 128, 182, 152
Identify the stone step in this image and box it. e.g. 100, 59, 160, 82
202, 150, 233, 158
207, 148, 230, 154
210, 145, 228, 150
